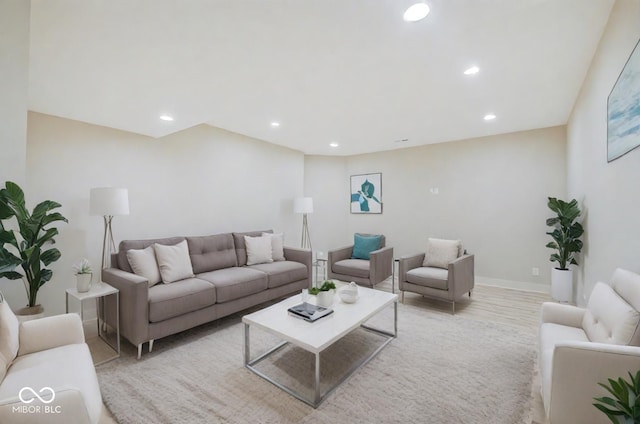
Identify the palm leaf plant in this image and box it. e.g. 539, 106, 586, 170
594, 370, 640, 424
0, 181, 68, 307
545, 197, 584, 270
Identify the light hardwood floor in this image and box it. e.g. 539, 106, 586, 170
88, 279, 552, 424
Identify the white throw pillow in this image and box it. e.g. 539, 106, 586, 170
153, 240, 195, 284
127, 246, 162, 287
245, 235, 274, 265
262, 232, 285, 261
423, 238, 461, 269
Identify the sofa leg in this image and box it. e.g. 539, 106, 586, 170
149, 339, 154, 353
401, 291, 405, 304
451, 301, 455, 315
469, 290, 472, 297
137, 344, 143, 360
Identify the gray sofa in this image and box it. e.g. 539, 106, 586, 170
102, 230, 311, 358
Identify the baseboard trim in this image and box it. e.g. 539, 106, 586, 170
476, 276, 550, 294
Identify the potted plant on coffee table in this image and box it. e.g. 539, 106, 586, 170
545, 197, 584, 302
309, 280, 336, 307
0, 181, 68, 319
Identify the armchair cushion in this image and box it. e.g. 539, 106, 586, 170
333, 259, 370, 279
0, 299, 19, 382
423, 238, 461, 269
582, 282, 640, 345
352, 234, 382, 260
406, 267, 449, 290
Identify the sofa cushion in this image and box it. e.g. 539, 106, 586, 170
148, 278, 216, 322
406, 267, 449, 290
154, 240, 195, 284
118, 236, 185, 273
233, 230, 273, 267
582, 282, 640, 345
245, 235, 274, 265
423, 238, 460, 269
0, 298, 19, 382
126, 245, 162, 287
333, 259, 370, 279
197, 267, 268, 303
263, 232, 285, 261
187, 234, 237, 274
248, 261, 308, 289
352, 234, 382, 260
0, 343, 103, 424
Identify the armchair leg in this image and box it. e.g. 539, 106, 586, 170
401, 291, 405, 304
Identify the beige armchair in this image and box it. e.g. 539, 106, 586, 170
398, 238, 474, 314
328, 233, 393, 288
539, 268, 640, 424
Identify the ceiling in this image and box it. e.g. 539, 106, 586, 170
28, 0, 615, 156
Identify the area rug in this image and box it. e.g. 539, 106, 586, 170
97, 303, 535, 423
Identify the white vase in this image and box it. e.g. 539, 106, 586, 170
76, 273, 93, 293
551, 268, 572, 302
316, 289, 335, 307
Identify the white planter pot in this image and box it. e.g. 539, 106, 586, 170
15, 305, 45, 322
551, 268, 573, 302
76, 273, 93, 293
316, 289, 335, 307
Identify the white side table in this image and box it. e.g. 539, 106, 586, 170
66, 282, 120, 364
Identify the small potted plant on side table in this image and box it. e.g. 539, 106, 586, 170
73, 258, 93, 293
310, 280, 336, 307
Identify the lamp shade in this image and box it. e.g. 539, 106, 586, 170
293, 197, 313, 214
90, 187, 130, 216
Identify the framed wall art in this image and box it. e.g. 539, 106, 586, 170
608, 38, 640, 162
350, 173, 382, 214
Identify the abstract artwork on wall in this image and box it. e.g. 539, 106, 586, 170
608, 38, 640, 162
350, 173, 382, 214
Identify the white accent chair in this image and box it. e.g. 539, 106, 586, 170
539, 268, 640, 424
0, 295, 104, 424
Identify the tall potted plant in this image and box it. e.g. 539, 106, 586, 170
0, 181, 68, 318
545, 197, 584, 302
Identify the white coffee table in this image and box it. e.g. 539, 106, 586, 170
243, 286, 397, 408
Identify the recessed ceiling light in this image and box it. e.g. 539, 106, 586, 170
329, 142, 339, 148
270, 122, 280, 127
464, 66, 480, 75
159, 115, 174, 121
403, 3, 430, 22
484, 114, 496, 121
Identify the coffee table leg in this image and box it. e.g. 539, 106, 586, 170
314, 352, 321, 405
244, 324, 250, 365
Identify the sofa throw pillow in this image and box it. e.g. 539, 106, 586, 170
245, 235, 274, 265
262, 232, 285, 261
127, 246, 162, 287
153, 240, 195, 284
352, 234, 382, 260
424, 238, 461, 269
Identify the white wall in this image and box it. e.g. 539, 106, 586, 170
567, 0, 640, 304
306, 126, 566, 291
0, 112, 304, 315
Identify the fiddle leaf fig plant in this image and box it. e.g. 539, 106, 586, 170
593, 370, 640, 424
545, 197, 584, 270
0, 181, 68, 307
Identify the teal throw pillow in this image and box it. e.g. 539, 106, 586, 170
352, 234, 382, 260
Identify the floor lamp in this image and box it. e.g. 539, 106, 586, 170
294, 197, 313, 250
90, 188, 130, 270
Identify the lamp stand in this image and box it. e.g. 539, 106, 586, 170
100, 215, 117, 270
301, 213, 312, 250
